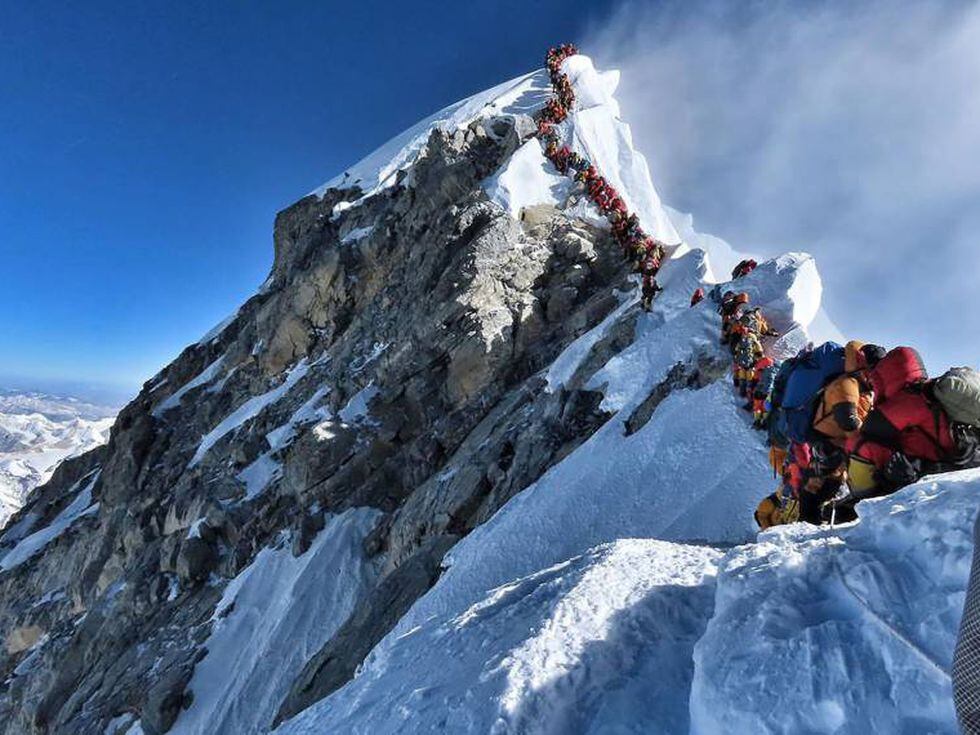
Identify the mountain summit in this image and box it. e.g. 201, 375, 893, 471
0, 53, 972, 735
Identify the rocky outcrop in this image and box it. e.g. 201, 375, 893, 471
275, 534, 456, 725
624, 354, 730, 436
0, 111, 650, 734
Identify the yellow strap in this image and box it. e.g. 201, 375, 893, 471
779, 498, 800, 524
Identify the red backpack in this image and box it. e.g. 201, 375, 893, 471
866, 347, 927, 402
859, 389, 956, 462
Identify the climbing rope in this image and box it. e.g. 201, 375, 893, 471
831, 553, 952, 682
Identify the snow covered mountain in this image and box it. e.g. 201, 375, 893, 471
0, 53, 972, 735
0, 390, 115, 528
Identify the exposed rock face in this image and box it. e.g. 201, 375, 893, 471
624, 354, 730, 436
0, 113, 643, 733
275, 534, 456, 725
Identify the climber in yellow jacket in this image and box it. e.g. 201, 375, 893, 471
811, 341, 876, 447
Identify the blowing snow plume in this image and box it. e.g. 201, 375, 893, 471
585, 0, 980, 373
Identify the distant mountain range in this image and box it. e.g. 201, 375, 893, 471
0, 389, 116, 527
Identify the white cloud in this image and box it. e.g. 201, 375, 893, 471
586, 0, 980, 371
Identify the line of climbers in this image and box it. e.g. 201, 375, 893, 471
535, 46, 980, 531
537, 44, 677, 311
703, 280, 980, 529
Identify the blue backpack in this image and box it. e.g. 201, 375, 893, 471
771, 342, 845, 444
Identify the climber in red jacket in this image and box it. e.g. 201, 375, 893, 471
639, 254, 662, 312
731, 259, 758, 280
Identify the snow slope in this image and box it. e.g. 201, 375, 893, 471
279, 540, 720, 735
311, 68, 551, 201
171, 508, 382, 735
278, 474, 975, 735
267, 53, 972, 734
692, 470, 977, 734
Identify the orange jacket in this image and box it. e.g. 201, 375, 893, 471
811, 341, 871, 445
812, 373, 873, 445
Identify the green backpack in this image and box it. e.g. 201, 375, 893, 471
934, 367, 980, 428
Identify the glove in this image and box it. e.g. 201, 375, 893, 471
882, 452, 921, 487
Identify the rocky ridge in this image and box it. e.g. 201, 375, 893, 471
0, 63, 669, 734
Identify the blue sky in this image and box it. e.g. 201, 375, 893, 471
2, 1, 977, 403
0, 0, 617, 399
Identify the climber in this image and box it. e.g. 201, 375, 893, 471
751, 355, 778, 428
690, 288, 705, 307
809, 341, 884, 446
733, 329, 765, 400
762, 341, 845, 501
756, 439, 855, 529
738, 307, 779, 339
641, 279, 663, 312
640, 253, 663, 312
828, 358, 980, 515
610, 211, 627, 233
576, 165, 598, 184
594, 189, 610, 212
756, 442, 810, 529
587, 177, 605, 201
771, 341, 846, 445
554, 146, 572, 173
629, 239, 649, 271
800, 438, 854, 524
624, 213, 642, 241
846, 388, 957, 497
731, 259, 758, 280
608, 196, 627, 216
719, 292, 749, 345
